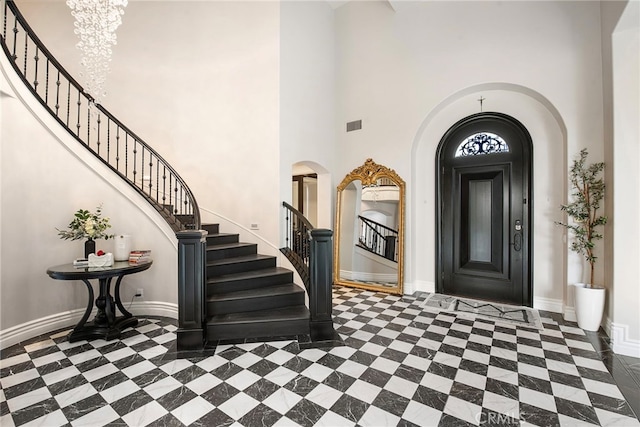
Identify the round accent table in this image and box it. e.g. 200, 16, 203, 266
46, 260, 153, 342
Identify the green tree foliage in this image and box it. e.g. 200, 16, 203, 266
556, 149, 607, 286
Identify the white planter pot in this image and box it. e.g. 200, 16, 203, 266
574, 283, 605, 331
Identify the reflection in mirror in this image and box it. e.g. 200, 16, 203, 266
334, 159, 405, 295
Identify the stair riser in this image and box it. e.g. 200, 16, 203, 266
207, 319, 309, 341
207, 257, 276, 277
207, 271, 294, 296
206, 234, 239, 245
207, 244, 257, 262
208, 291, 305, 316
200, 221, 309, 343
202, 224, 220, 235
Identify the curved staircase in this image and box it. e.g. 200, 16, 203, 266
2, 0, 336, 349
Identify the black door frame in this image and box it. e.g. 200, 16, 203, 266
435, 112, 533, 307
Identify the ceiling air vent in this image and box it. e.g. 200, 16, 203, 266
346, 120, 362, 132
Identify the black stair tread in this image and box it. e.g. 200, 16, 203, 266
207, 253, 275, 267
208, 266, 292, 284
206, 242, 256, 250
208, 283, 304, 302
207, 305, 309, 324
206, 233, 239, 239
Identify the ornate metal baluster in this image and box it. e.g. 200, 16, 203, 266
176, 187, 181, 215
140, 146, 145, 192
132, 139, 138, 188
96, 112, 101, 154
184, 188, 188, 215
33, 45, 38, 91
162, 166, 167, 206
115, 126, 120, 171
22, 24, 26, 74
76, 90, 81, 137
174, 180, 179, 214
10, 14, 17, 60
66, 81, 70, 126
169, 174, 177, 212
147, 153, 153, 195
3, 1, 7, 40
285, 210, 291, 251
54, 70, 60, 116
124, 134, 129, 177
44, 59, 49, 104
86, 102, 91, 144
176, 185, 181, 215
106, 118, 110, 162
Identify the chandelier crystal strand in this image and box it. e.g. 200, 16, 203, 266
67, 0, 127, 110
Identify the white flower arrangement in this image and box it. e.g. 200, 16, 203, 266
57, 205, 114, 241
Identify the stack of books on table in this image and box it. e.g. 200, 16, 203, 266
128, 250, 151, 264
73, 258, 89, 267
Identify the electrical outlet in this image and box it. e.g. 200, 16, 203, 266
250, 223, 259, 230
135, 288, 143, 297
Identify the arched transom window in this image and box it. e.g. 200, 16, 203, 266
454, 132, 509, 157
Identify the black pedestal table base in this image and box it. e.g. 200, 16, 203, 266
46, 261, 152, 342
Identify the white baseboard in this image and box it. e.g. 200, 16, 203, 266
533, 296, 563, 314
412, 280, 435, 294
126, 302, 178, 320
0, 302, 178, 350
402, 281, 415, 295
611, 322, 640, 358
1, 308, 87, 350
339, 270, 397, 283
562, 304, 577, 322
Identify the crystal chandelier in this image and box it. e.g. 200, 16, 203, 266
67, 0, 127, 107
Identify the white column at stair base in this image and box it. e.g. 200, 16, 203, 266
0, 302, 177, 349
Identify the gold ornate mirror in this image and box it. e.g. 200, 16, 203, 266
334, 159, 405, 294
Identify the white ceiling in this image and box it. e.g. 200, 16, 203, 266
326, 0, 414, 12
326, 0, 350, 9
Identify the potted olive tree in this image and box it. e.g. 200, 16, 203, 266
556, 148, 607, 331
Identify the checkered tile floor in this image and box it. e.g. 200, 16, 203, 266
1, 287, 639, 426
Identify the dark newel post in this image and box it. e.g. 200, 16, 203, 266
385, 235, 396, 261
309, 229, 338, 342
176, 230, 207, 350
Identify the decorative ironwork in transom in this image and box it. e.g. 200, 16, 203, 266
454, 132, 509, 157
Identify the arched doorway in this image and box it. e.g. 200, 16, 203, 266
290, 161, 332, 229
436, 112, 533, 306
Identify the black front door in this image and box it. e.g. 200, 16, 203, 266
437, 112, 532, 306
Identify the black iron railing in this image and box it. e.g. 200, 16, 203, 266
0, 0, 200, 231
281, 202, 312, 289
281, 202, 337, 344
358, 215, 398, 262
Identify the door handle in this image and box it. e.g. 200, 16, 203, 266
513, 233, 522, 251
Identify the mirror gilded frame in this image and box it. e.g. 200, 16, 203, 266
334, 159, 405, 295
